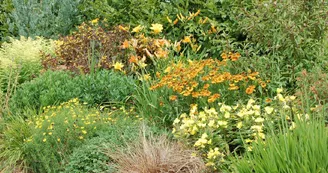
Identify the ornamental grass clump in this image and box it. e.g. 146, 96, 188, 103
229, 111, 328, 173
106, 134, 205, 173
0, 36, 55, 87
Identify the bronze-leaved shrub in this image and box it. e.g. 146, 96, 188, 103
42, 22, 130, 74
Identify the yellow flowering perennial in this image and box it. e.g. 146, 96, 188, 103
150, 23, 163, 34
27, 98, 114, 144
172, 90, 302, 170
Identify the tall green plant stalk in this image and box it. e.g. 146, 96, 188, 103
0, 64, 20, 117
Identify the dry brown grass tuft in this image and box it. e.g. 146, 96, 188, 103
106, 134, 205, 173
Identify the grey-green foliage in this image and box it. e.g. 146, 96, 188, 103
10, 0, 82, 38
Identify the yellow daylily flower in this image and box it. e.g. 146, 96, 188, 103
132, 25, 143, 33
113, 62, 124, 71
150, 23, 163, 34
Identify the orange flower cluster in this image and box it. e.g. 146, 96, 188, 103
151, 58, 265, 103
220, 52, 241, 61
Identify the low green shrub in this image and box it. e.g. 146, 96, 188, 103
64, 117, 140, 173
9, 70, 76, 115
9, 70, 135, 115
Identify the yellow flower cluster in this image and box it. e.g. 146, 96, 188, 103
172, 90, 301, 170
131, 23, 163, 34
166, 10, 201, 25
151, 58, 264, 103
27, 98, 113, 144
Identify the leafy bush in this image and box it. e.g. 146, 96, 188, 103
0, 0, 16, 43
229, 113, 328, 173
9, 70, 76, 115
162, 9, 234, 58
238, 0, 328, 86
42, 22, 130, 74
75, 70, 135, 105
10, 0, 82, 38
78, 0, 236, 28
78, 0, 170, 27
172, 89, 299, 170
9, 70, 135, 115
296, 69, 328, 106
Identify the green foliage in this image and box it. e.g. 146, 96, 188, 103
64, 117, 140, 173
9, 71, 76, 115
162, 10, 232, 58
238, 0, 328, 87
25, 99, 112, 172
75, 70, 135, 105
296, 68, 328, 106
0, 99, 113, 173
10, 0, 82, 38
0, 116, 33, 172
78, 0, 239, 26
229, 113, 328, 173
78, 0, 166, 26
42, 22, 130, 74
78, 0, 242, 58
9, 70, 136, 115
0, 0, 16, 43
134, 80, 179, 128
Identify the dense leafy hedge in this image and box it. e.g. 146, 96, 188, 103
9, 70, 135, 115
